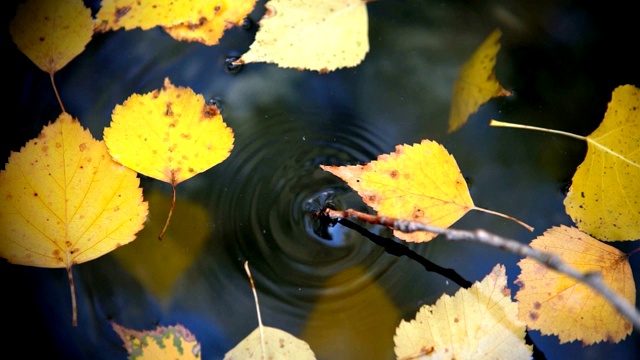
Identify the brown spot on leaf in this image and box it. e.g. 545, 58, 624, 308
453, 317, 459, 323
165, 102, 174, 117
389, 170, 398, 179
180, 133, 192, 140
529, 311, 539, 321
501, 286, 510, 296
79, 143, 87, 152
367, 194, 377, 203
115, 6, 131, 21
203, 104, 219, 118
533, 301, 541, 310
152, 89, 160, 98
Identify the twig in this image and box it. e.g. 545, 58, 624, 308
323, 208, 640, 330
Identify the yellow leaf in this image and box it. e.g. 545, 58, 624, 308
515, 225, 635, 344
321, 140, 475, 242
564, 84, 640, 241
95, 0, 214, 31
491, 84, 640, 241
164, 0, 258, 46
9, 0, 93, 73
301, 266, 400, 359
235, 0, 369, 72
448, 28, 511, 133
112, 322, 201, 360
103, 77, 234, 185
394, 264, 532, 360
111, 189, 209, 302
0, 113, 148, 268
224, 326, 316, 360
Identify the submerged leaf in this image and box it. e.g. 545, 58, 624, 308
515, 225, 634, 344
111, 189, 209, 301
394, 264, 531, 359
10, 0, 93, 73
235, 0, 369, 72
448, 28, 511, 133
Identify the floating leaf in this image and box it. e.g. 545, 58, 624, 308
448, 28, 511, 133
0, 113, 148, 325
103, 77, 233, 239
164, 0, 258, 45
112, 322, 201, 359
564, 85, 640, 240
515, 225, 635, 344
394, 264, 532, 359
491, 84, 640, 240
10, 0, 93, 74
321, 139, 531, 242
104, 78, 234, 185
225, 326, 316, 360
234, 0, 369, 72
301, 266, 400, 360
111, 189, 209, 302
224, 262, 316, 360
95, 0, 212, 31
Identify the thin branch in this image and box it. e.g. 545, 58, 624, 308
323, 208, 640, 330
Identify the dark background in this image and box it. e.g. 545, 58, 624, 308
3, 0, 639, 359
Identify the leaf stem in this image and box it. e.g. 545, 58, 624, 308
50, 72, 65, 113
490, 119, 587, 141
244, 261, 266, 360
66, 265, 77, 327
472, 206, 534, 231
158, 185, 176, 240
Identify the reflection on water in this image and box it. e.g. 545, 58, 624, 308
4, 0, 640, 359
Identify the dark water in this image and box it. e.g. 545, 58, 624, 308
4, 1, 640, 359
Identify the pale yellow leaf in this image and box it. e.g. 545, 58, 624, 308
394, 264, 531, 359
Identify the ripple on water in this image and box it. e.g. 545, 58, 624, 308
202, 110, 409, 304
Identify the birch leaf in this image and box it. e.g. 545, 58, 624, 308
491, 84, 640, 240
564, 84, 640, 241
515, 225, 635, 344
0, 113, 148, 325
394, 264, 532, 360
9, 0, 93, 74
103, 78, 234, 185
320, 139, 531, 242
234, 0, 369, 72
448, 28, 511, 133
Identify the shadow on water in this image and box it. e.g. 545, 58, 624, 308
3, 0, 640, 359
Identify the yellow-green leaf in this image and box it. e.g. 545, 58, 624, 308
448, 28, 511, 133
10, 0, 93, 73
0, 113, 148, 268
103, 77, 234, 185
235, 0, 369, 72
112, 322, 201, 360
394, 264, 531, 359
515, 225, 634, 344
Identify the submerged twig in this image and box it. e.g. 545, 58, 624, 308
322, 208, 640, 330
